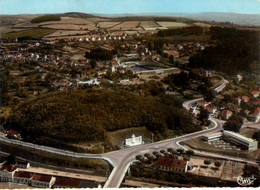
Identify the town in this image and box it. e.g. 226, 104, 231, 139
0, 6, 260, 189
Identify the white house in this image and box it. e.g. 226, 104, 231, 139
125, 134, 143, 147
77, 78, 100, 86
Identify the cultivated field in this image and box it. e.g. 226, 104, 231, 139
39, 17, 94, 25
44, 30, 88, 37
2, 28, 54, 38
108, 21, 141, 30
193, 22, 212, 27
43, 24, 96, 30
140, 21, 159, 27
97, 22, 121, 28
157, 21, 189, 28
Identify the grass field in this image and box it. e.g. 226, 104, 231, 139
43, 24, 96, 30
157, 21, 189, 28
44, 30, 88, 37
97, 21, 121, 28
140, 21, 159, 27
108, 21, 140, 30
2, 28, 54, 38
106, 126, 152, 147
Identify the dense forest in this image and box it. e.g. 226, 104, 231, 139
31, 15, 61, 23
157, 26, 203, 37
4, 89, 197, 145
188, 27, 259, 74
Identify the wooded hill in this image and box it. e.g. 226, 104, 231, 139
4, 89, 197, 145
188, 27, 259, 75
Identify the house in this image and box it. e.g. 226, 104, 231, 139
5, 129, 20, 139
157, 157, 189, 173
196, 100, 210, 108
234, 97, 242, 105
250, 90, 260, 98
205, 104, 217, 114
234, 74, 243, 83
125, 134, 143, 147
13, 171, 33, 185
31, 173, 56, 189
16, 161, 30, 169
220, 109, 232, 120
241, 95, 250, 103
0, 163, 16, 182
249, 99, 260, 106
249, 107, 260, 123
53, 176, 81, 188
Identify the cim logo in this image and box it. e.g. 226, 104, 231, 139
236, 175, 256, 186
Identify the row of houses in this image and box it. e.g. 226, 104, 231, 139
0, 162, 98, 188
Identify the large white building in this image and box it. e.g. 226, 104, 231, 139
223, 130, 258, 151
202, 130, 258, 151
125, 134, 143, 147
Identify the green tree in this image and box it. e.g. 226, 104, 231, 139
204, 159, 211, 165
169, 55, 174, 65
223, 114, 243, 132
90, 60, 97, 69
214, 161, 221, 167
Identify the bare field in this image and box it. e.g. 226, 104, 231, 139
97, 21, 121, 28
39, 17, 93, 25
2, 28, 54, 38
140, 21, 159, 27
43, 24, 96, 30
157, 21, 189, 28
108, 21, 140, 30
13, 22, 41, 28
143, 26, 167, 30
45, 30, 88, 37
193, 22, 212, 27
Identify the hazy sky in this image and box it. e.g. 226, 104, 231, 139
0, 0, 260, 15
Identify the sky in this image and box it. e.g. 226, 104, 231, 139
0, 0, 260, 15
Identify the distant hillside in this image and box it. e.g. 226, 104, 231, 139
31, 15, 61, 23
167, 12, 260, 26
58, 12, 97, 18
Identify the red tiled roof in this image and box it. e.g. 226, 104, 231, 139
6, 129, 18, 136
0, 164, 16, 172
14, 171, 33, 178
253, 107, 260, 116
54, 177, 81, 187
251, 90, 259, 95
157, 157, 187, 169
31, 174, 52, 182
242, 95, 250, 100
222, 109, 232, 113
249, 99, 260, 105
